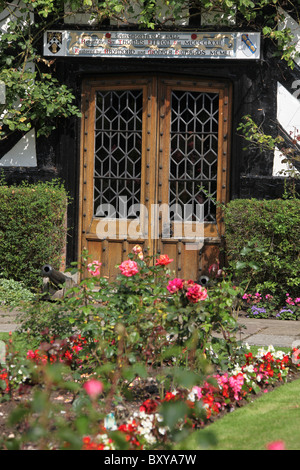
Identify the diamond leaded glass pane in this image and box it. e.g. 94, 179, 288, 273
169, 90, 219, 222
94, 89, 143, 218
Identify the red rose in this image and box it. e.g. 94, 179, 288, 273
155, 254, 173, 266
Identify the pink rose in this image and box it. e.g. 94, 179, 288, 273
132, 245, 144, 260
119, 260, 139, 277
266, 440, 285, 450
87, 260, 102, 276
186, 283, 208, 303
83, 379, 103, 399
167, 278, 184, 294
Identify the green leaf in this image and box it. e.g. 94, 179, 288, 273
109, 431, 130, 450
160, 400, 190, 430
174, 429, 218, 450
173, 368, 201, 388
248, 262, 259, 270
240, 247, 251, 256
75, 415, 90, 435
235, 261, 247, 270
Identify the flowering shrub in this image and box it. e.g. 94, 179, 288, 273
37, 246, 240, 371
148, 346, 299, 437
1, 242, 299, 451
208, 261, 224, 279
243, 291, 300, 320
242, 292, 264, 304
164, 275, 238, 355
181, 345, 296, 418
276, 308, 296, 320
82, 421, 144, 450
26, 334, 87, 368
286, 294, 300, 307
0, 246, 254, 449
17, 244, 242, 375
0, 369, 9, 394
82, 434, 114, 451
249, 306, 268, 318
225, 198, 300, 306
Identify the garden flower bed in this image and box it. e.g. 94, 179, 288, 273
0, 246, 299, 450
0, 342, 299, 450
242, 292, 300, 320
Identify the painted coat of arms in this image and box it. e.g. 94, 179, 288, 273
46, 32, 63, 54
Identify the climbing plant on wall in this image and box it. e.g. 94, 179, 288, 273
0, 0, 299, 142
0, 1, 81, 141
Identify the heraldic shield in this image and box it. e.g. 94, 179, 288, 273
46, 32, 63, 54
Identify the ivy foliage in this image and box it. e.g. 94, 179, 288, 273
0, 0, 300, 142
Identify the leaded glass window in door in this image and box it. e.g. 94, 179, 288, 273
94, 89, 143, 218
169, 90, 219, 222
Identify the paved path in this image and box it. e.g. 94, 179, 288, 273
236, 317, 300, 349
1, 308, 300, 349
0, 308, 20, 333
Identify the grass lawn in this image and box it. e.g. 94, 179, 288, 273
201, 378, 300, 450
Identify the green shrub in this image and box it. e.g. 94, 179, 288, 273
0, 278, 35, 308
224, 198, 300, 306
18, 249, 242, 371
0, 179, 68, 290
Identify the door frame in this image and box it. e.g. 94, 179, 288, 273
78, 74, 232, 276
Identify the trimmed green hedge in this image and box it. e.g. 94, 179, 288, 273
224, 198, 300, 304
0, 180, 68, 290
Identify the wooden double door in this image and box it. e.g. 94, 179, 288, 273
79, 75, 231, 280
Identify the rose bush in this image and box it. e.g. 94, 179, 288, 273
18, 246, 241, 372
0, 245, 269, 450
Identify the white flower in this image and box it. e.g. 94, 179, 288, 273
231, 364, 242, 375
273, 350, 286, 360
187, 390, 197, 402
158, 426, 168, 435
